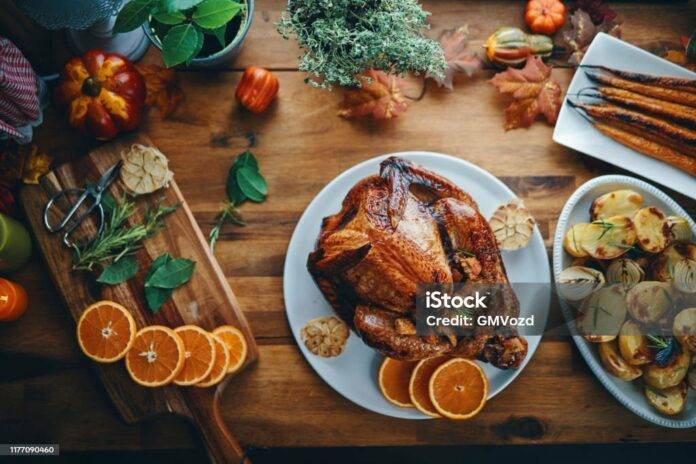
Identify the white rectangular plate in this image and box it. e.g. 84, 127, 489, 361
553, 33, 696, 199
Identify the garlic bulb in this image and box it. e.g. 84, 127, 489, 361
605, 259, 644, 288
667, 216, 693, 242
120, 144, 174, 195
300, 316, 350, 358
489, 201, 536, 251
673, 259, 696, 293
557, 266, 605, 301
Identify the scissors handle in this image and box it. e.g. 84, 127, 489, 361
43, 188, 105, 247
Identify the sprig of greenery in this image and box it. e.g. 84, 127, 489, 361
277, 0, 446, 89
72, 197, 179, 272
209, 202, 246, 251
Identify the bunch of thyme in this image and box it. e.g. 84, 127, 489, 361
72, 197, 179, 271
277, 0, 446, 88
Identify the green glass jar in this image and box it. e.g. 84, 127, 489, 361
0, 212, 31, 272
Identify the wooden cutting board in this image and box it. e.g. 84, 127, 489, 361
20, 134, 257, 464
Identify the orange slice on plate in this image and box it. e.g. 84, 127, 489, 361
125, 325, 185, 387
77, 300, 137, 363
409, 356, 449, 417
378, 357, 419, 407
173, 325, 216, 386
212, 325, 248, 374
428, 358, 488, 420
196, 332, 230, 388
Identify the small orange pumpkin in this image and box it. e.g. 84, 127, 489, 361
235, 66, 279, 114
525, 0, 566, 36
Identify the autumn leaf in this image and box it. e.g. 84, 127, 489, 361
489, 56, 562, 130
555, 9, 622, 65
0, 142, 52, 185
577, 0, 618, 25
663, 35, 696, 72
427, 26, 482, 90
136, 64, 185, 119
338, 70, 408, 120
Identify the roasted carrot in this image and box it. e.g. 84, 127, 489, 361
585, 70, 696, 107
596, 87, 696, 129
593, 121, 696, 176
583, 65, 696, 93
576, 102, 696, 156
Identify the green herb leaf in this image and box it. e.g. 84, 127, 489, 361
152, 7, 186, 25
209, 24, 227, 47
147, 252, 173, 278
145, 286, 173, 312
114, 0, 156, 33
192, 0, 241, 29
209, 203, 246, 251
187, 26, 205, 65
162, 23, 201, 67
236, 166, 267, 202
146, 258, 196, 289
234, 151, 259, 171
97, 256, 139, 285
162, 0, 204, 11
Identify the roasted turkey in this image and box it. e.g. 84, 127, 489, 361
307, 157, 528, 369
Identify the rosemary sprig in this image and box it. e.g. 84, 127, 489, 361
209, 202, 246, 252
72, 197, 179, 271
646, 334, 669, 349
591, 219, 615, 240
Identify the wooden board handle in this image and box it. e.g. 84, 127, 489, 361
190, 389, 250, 464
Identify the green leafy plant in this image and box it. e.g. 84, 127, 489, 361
97, 256, 139, 284
277, 0, 446, 89
209, 151, 266, 251
145, 252, 196, 312
72, 197, 179, 272
114, 0, 244, 67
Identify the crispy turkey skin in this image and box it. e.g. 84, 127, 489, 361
307, 157, 528, 369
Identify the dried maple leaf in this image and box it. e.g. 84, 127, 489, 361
338, 70, 408, 120
577, 0, 618, 25
428, 26, 482, 90
555, 9, 622, 65
489, 57, 562, 130
136, 64, 184, 119
0, 142, 52, 185
663, 36, 696, 72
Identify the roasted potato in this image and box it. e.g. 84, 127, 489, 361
598, 340, 642, 381
590, 189, 643, 220
651, 243, 696, 282
633, 207, 671, 253
642, 345, 691, 389
563, 223, 593, 258
644, 382, 687, 415
578, 285, 627, 342
673, 307, 696, 352
618, 320, 653, 365
626, 281, 675, 324
583, 216, 637, 260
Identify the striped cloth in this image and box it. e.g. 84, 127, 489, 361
0, 37, 40, 142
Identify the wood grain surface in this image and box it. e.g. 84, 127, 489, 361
1, 0, 695, 456
18, 135, 257, 463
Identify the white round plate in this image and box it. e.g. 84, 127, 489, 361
552, 175, 696, 428
284, 152, 551, 419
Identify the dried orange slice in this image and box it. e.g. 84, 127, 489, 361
125, 325, 185, 387
173, 325, 216, 386
212, 325, 248, 374
409, 356, 449, 417
196, 332, 230, 388
378, 357, 418, 407
77, 300, 136, 363
428, 358, 488, 420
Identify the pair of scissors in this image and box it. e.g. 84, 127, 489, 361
43, 162, 122, 247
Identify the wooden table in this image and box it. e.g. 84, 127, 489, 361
1, 0, 695, 457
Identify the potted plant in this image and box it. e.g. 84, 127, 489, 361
114, 0, 253, 69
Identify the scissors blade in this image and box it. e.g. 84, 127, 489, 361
94, 161, 122, 192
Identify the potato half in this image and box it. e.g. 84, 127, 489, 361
626, 281, 675, 325
651, 243, 696, 282
578, 285, 627, 342
633, 207, 670, 254
598, 340, 642, 381
642, 346, 691, 389
584, 216, 637, 260
618, 320, 653, 366
563, 223, 593, 258
590, 189, 643, 221
673, 308, 696, 352
644, 382, 687, 415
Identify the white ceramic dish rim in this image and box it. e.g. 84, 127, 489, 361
284, 151, 551, 419
552, 174, 696, 428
